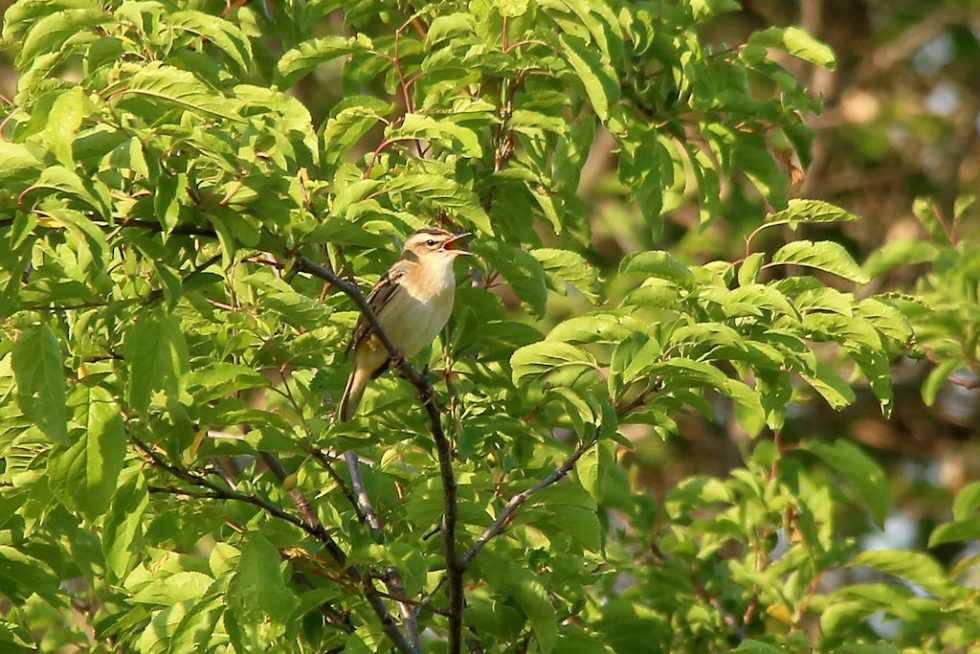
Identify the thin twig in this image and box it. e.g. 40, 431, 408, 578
460, 435, 598, 567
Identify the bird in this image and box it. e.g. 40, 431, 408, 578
338, 227, 472, 421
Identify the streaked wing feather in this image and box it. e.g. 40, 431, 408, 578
347, 263, 411, 352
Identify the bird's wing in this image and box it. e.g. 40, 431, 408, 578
346, 261, 412, 352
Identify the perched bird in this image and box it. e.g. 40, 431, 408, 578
338, 227, 471, 421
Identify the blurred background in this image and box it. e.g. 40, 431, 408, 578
1, 0, 975, 574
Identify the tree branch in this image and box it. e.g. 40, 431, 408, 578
344, 451, 384, 534
460, 435, 598, 567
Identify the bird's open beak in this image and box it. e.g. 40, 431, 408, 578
442, 232, 473, 255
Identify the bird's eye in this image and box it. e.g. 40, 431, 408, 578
426, 239, 436, 247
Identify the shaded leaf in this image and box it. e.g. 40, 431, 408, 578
276, 35, 353, 87
124, 309, 189, 414
557, 34, 619, 121
809, 440, 889, 527
12, 324, 68, 445
48, 385, 126, 519
848, 550, 948, 595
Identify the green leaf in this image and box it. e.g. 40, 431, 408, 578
733, 131, 787, 209
803, 313, 882, 349
523, 483, 602, 552
863, 239, 938, 278
511, 575, 557, 653
114, 63, 242, 121
921, 359, 960, 406
733, 640, 788, 654
835, 645, 900, 654
911, 197, 948, 244
15, 7, 107, 69
616, 334, 663, 384
425, 13, 476, 46
393, 113, 482, 158
321, 97, 393, 170
263, 290, 332, 330
531, 248, 599, 301
771, 240, 870, 283
12, 324, 68, 445
479, 241, 548, 317
546, 313, 642, 345
229, 533, 299, 627
952, 481, 980, 519
809, 440, 889, 527
170, 10, 253, 73
725, 284, 800, 321
102, 466, 149, 582
188, 363, 272, 402
557, 34, 619, 121
699, 0, 743, 18
650, 358, 764, 419
511, 341, 597, 386
44, 86, 85, 166
28, 165, 109, 217
0, 546, 60, 604
154, 172, 186, 236
800, 361, 855, 410
168, 584, 227, 653
0, 141, 42, 187
48, 385, 127, 519
494, 0, 530, 18
575, 440, 614, 503
928, 515, 980, 547
848, 550, 948, 595
42, 203, 110, 277
132, 571, 214, 605
738, 253, 765, 287
619, 251, 694, 286
384, 173, 493, 236
749, 26, 837, 69
854, 298, 913, 345
766, 199, 859, 228
276, 35, 353, 88
124, 309, 189, 415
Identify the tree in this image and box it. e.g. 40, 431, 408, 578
0, 1, 977, 653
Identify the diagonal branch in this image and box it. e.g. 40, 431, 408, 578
460, 436, 598, 567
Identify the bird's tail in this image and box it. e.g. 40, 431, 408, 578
339, 365, 370, 422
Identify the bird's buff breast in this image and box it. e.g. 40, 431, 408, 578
376, 269, 455, 358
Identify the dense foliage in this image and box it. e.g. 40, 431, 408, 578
0, 1, 977, 653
